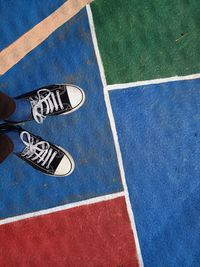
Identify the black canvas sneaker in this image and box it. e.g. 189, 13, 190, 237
7, 84, 85, 124
0, 124, 74, 176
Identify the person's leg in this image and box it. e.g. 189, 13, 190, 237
0, 130, 26, 164
0, 91, 31, 122
0, 92, 16, 120
0, 135, 13, 163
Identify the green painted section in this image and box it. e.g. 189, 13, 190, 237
91, 0, 200, 84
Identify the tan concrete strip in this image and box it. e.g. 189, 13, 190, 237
0, 0, 92, 76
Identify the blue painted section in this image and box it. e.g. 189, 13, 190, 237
0, 0, 66, 50
110, 79, 200, 267
0, 9, 122, 219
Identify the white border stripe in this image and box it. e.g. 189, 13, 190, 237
86, 5, 107, 87
107, 73, 200, 91
87, 5, 144, 267
0, 192, 124, 225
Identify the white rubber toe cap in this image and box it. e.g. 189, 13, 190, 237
54, 150, 75, 177
67, 85, 85, 109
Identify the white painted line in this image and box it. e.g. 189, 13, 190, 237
103, 91, 144, 267
86, 5, 107, 87
87, 5, 144, 267
0, 192, 124, 226
107, 73, 200, 91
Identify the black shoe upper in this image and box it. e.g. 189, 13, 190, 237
16, 84, 73, 123
6, 84, 82, 124
0, 124, 73, 176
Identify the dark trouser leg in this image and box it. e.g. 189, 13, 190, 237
0, 135, 13, 163
0, 92, 16, 120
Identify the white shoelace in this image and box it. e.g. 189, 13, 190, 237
20, 131, 57, 169
30, 89, 64, 124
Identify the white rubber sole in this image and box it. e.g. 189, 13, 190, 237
61, 84, 86, 116
55, 145, 75, 177
44, 145, 75, 177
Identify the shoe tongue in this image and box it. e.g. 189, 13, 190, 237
41, 90, 72, 113
50, 150, 64, 171
21, 134, 64, 172
20, 134, 40, 155
60, 90, 72, 109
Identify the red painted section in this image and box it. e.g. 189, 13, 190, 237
0, 197, 139, 267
